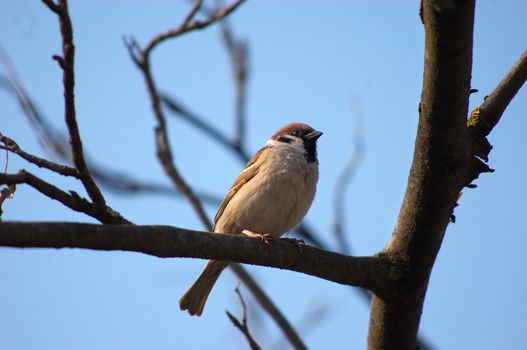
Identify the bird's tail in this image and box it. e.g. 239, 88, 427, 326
179, 260, 228, 316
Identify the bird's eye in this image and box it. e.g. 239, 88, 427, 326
291, 130, 299, 136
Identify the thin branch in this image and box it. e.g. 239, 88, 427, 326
142, 0, 246, 58
41, 0, 60, 13
181, 0, 203, 28
0, 50, 70, 161
219, 18, 249, 150
0, 185, 16, 220
0, 134, 78, 178
0, 221, 390, 292
467, 48, 527, 165
42, 0, 106, 205
226, 287, 262, 350
123, 2, 248, 230
468, 48, 527, 138
89, 165, 222, 205
332, 100, 365, 255
0, 63, 219, 204
161, 93, 251, 161
0, 171, 129, 224
230, 264, 308, 350
271, 301, 329, 350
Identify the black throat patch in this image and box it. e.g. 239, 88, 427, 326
303, 140, 318, 163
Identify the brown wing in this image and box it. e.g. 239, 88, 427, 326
212, 147, 268, 231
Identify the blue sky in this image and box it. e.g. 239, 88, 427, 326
1, 1, 526, 349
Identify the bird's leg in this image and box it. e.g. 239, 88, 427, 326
241, 229, 274, 245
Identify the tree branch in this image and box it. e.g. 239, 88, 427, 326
467, 48, 527, 166
43, 0, 106, 206
226, 287, 262, 350
123, 1, 248, 230
332, 100, 365, 255
0, 171, 129, 224
0, 134, 78, 178
0, 58, 221, 204
219, 19, 249, 150
368, 1, 476, 348
142, 0, 246, 58
229, 264, 308, 350
0, 221, 390, 293
468, 48, 527, 138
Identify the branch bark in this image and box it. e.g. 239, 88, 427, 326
467, 48, 527, 165
0, 171, 129, 224
367, 1, 475, 348
0, 221, 389, 292
43, 0, 106, 206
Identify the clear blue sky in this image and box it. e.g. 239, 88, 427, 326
1, 1, 526, 349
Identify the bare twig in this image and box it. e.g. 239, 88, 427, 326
332, 100, 365, 255
230, 264, 308, 350
0, 49, 70, 161
0, 171, 129, 224
468, 48, 527, 138
218, 18, 249, 150
123, 1, 248, 229
41, 0, 106, 205
142, 0, 246, 58
89, 165, 222, 205
1, 50, 224, 204
161, 93, 251, 161
467, 48, 527, 166
2, 139, 8, 174
226, 287, 262, 350
0, 134, 78, 178
0, 185, 16, 219
271, 301, 330, 350
41, 0, 60, 14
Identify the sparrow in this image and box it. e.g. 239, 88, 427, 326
179, 122, 322, 316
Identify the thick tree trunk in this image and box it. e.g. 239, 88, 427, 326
367, 1, 475, 348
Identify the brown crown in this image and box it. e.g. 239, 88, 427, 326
271, 122, 315, 139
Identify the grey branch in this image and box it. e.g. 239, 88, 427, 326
0, 171, 129, 225
467, 48, 527, 164
42, 0, 107, 206
0, 221, 390, 293
469, 48, 527, 138
226, 287, 262, 350
229, 264, 308, 350
332, 100, 365, 255
0, 134, 78, 178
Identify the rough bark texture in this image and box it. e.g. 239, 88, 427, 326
367, 1, 475, 348
0, 222, 389, 292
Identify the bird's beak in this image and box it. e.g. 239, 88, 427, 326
305, 130, 323, 142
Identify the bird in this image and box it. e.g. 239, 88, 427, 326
179, 122, 322, 316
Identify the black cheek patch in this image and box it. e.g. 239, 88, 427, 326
278, 136, 293, 143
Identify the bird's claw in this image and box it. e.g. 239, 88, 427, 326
242, 229, 274, 245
